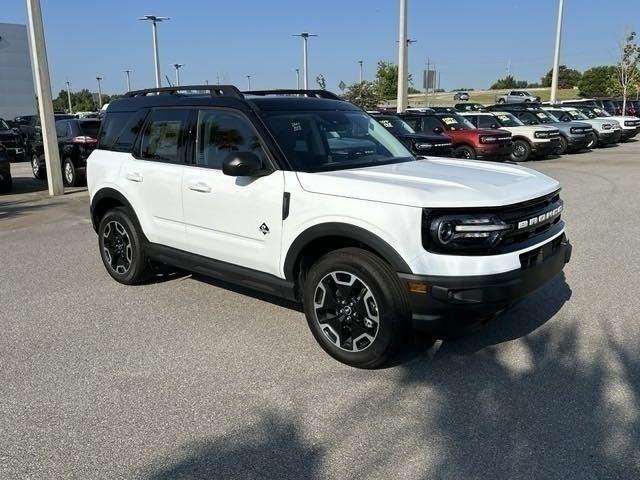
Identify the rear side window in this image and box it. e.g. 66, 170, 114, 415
477, 116, 495, 129
139, 109, 191, 164
79, 121, 101, 138
402, 117, 421, 131
98, 110, 148, 152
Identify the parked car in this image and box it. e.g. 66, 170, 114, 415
628, 100, 640, 117
372, 114, 453, 157
399, 111, 512, 160
454, 102, 486, 112
87, 85, 571, 368
0, 146, 12, 193
542, 106, 621, 148
459, 111, 561, 161
0, 118, 26, 162
487, 104, 591, 153
14, 113, 76, 157
31, 118, 101, 186
453, 91, 470, 101
562, 102, 640, 141
497, 90, 540, 104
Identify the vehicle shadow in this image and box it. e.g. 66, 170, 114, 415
0, 198, 56, 221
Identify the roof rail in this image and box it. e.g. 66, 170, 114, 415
486, 102, 542, 110
124, 85, 244, 99
244, 89, 343, 101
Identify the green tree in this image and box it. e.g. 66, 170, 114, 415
52, 88, 115, 113
614, 31, 640, 112
374, 61, 413, 99
541, 65, 582, 89
490, 75, 528, 90
343, 81, 382, 110
315, 74, 327, 90
578, 66, 617, 97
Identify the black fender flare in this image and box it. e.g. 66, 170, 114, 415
90, 187, 141, 234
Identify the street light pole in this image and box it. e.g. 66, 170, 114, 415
246, 75, 252, 90
397, 0, 409, 113
65, 80, 72, 114
295, 68, 300, 89
358, 60, 364, 83
293, 32, 317, 89
139, 15, 169, 88
550, 0, 564, 105
96, 76, 103, 109
172, 63, 184, 86
123, 69, 132, 92
25, 0, 63, 195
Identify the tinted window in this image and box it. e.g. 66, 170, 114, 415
99, 110, 148, 152
79, 121, 101, 138
55, 121, 68, 137
417, 116, 445, 133
477, 115, 495, 128
139, 109, 191, 164
195, 110, 267, 169
402, 116, 421, 131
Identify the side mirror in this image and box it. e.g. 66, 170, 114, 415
433, 127, 443, 134
222, 152, 267, 177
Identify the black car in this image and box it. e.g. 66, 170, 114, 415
15, 113, 76, 157
373, 115, 453, 157
0, 118, 26, 162
0, 146, 12, 193
31, 118, 101, 186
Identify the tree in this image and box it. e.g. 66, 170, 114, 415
490, 75, 528, 90
52, 88, 114, 113
343, 81, 381, 110
578, 66, 617, 97
315, 74, 327, 90
541, 65, 582, 89
374, 61, 413, 99
614, 31, 640, 113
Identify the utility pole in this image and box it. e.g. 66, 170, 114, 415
25, 0, 63, 195
396, 0, 408, 113
96, 76, 103, 109
139, 15, 169, 88
65, 80, 72, 114
506, 57, 512, 77
550, 0, 564, 104
123, 69, 132, 92
216, 73, 221, 85
295, 68, 300, 89
425, 58, 430, 107
172, 63, 184, 86
246, 75, 252, 90
293, 32, 317, 89
358, 60, 364, 83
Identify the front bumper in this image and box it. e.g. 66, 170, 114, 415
620, 127, 639, 141
599, 130, 622, 145
566, 134, 590, 150
398, 233, 572, 337
476, 142, 512, 159
531, 138, 561, 155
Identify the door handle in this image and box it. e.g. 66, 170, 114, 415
188, 181, 212, 193
126, 172, 143, 183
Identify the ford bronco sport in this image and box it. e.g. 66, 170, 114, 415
88, 86, 572, 368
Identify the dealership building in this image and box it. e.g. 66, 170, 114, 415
0, 23, 36, 119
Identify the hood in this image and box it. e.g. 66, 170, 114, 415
296, 158, 560, 208
396, 133, 452, 144
601, 115, 639, 125
474, 128, 511, 137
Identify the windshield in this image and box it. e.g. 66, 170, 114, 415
526, 110, 558, 124
0, 120, 9, 130
264, 110, 413, 172
375, 116, 415, 135
438, 114, 475, 131
564, 109, 589, 120
494, 113, 524, 127
592, 107, 611, 117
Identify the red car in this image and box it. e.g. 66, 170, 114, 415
399, 112, 512, 160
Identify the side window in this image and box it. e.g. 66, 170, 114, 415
477, 116, 494, 129
465, 116, 479, 127
99, 110, 149, 152
422, 116, 444, 132
55, 122, 67, 138
195, 109, 267, 169
139, 109, 191, 164
402, 117, 421, 132
517, 112, 536, 124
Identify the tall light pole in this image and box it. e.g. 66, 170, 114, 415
246, 75, 252, 90
25, 0, 63, 195
123, 69, 132, 92
550, 0, 565, 105
293, 32, 317, 89
96, 76, 103, 109
358, 60, 364, 83
172, 63, 184, 86
295, 68, 300, 89
397, 0, 409, 113
65, 80, 72, 114
138, 15, 169, 88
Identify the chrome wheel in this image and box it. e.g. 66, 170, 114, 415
32, 155, 39, 176
64, 161, 74, 184
102, 221, 132, 275
513, 143, 527, 159
313, 271, 379, 352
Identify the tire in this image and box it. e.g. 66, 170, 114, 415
31, 154, 45, 180
0, 174, 12, 193
587, 132, 599, 149
303, 247, 410, 368
453, 145, 476, 159
510, 139, 531, 162
498, 98, 506, 104
556, 136, 569, 155
98, 207, 148, 285
63, 157, 78, 187
524, 99, 531, 103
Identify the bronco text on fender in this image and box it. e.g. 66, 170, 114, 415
87, 86, 572, 368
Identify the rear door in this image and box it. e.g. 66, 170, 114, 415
182, 108, 285, 275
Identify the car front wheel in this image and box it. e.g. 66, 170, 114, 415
453, 145, 476, 159
556, 136, 569, 155
32, 154, 45, 179
303, 248, 409, 368
511, 139, 531, 161
63, 158, 78, 187
587, 132, 599, 149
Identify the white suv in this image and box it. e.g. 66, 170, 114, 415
87, 86, 572, 368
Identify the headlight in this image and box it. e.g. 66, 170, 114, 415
414, 142, 433, 150
534, 131, 549, 139
602, 124, 612, 130
624, 121, 639, 127
480, 136, 498, 143
428, 214, 510, 251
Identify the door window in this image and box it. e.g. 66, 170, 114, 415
477, 116, 495, 129
139, 109, 191, 164
195, 110, 267, 169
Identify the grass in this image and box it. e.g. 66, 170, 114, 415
389, 88, 580, 107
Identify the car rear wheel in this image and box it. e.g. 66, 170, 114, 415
63, 158, 78, 187
587, 132, 599, 149
31, 154, 45, 180
98, 207, 148, 285
556, 136, 569, 155
498, 98, 506, 104
453, 145, 476, 159
511, 139, 532, 161
303, 248, 409, 368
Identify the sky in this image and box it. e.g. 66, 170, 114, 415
2, 0, 637, 96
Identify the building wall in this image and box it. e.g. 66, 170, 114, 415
0, 23, 36, 120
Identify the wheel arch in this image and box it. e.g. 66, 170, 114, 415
90, 187, 142, 235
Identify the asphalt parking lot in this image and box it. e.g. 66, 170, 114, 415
1, 144, 639, 480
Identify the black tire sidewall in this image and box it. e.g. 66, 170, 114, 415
454, 145, 475, 159
63, 158, 76, 187
558, 136, 568, 155
303, 248, 409, 368
511, 139, 531, 161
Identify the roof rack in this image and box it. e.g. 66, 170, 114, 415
124, 85, 244, 99
244, 89, 343, 101
486, 102, 542, 110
